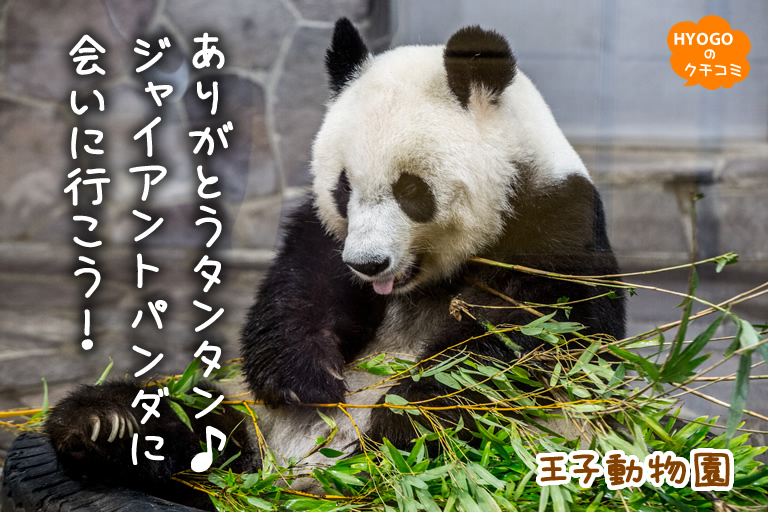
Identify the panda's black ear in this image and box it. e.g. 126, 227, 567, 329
325, 17, 369, 94
444, 26, 516, 108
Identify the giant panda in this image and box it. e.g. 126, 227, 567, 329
43, 18, 625, 509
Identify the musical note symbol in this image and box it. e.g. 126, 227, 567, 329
190, 426, 227, 472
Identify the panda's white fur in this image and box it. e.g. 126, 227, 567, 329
314, 45, 588, 295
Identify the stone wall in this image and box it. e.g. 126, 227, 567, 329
0, 0, 391, 251
0, 0, 391, 466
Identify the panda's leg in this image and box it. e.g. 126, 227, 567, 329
45, 380, 256, 508
366, 340, 515, 452
368, 280, 623, 452
365, 294, 590, 452
240, 196, 387, 407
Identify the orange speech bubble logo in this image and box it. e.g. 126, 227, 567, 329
668, 15, 750, 89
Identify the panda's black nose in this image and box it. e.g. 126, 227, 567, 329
347, 258, 390, 277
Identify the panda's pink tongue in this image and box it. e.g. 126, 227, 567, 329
373, 278, 395, 295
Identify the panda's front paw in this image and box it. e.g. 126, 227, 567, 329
45, 382, 142, 459
245, 327, 349, 407
257, 360, 347, 407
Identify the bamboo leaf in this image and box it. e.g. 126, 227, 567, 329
474, 486, 502, 512
670, 269, 698, 362
93, 357, 114, 386
714, 252, 738, 272
549, 484, 568, 512
319, 448, 345, 458
383, 438, 412, 473
726, 352, 751, 447
326, 469, 364, 486
421, 353, 470, 377
415, 488, 442, 512
316, 409, 337, 430
167, 400, 193, 431
406, 435, 426, 466
466, 462, 505, 490
218, 451, 241, 470
457, 490, 483, 512
40, 378, 49, 414
733, 316, 761, 353
434, 372, 462, 390
539, 485, 550, 512
246, 496, 275, 510
231, 404, 255, 416
662, 313, 723, 382
171, 358, 201, 396
543, 321, 584, 334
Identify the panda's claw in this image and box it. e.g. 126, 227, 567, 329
125, 414, 135, 437
107, 412, 120, 442
327, 366, 345, 381
118, 414, 126, 439
89, 416, 101, 442
286, 390, 302, 404
130, 414, 140, 435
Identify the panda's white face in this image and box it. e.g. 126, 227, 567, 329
313, 46, 517, 295
312, 26, 589, 296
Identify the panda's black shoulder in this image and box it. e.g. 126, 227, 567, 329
275, 196, 328, 250
448, 169, 626, 345
490, 169, 615, 273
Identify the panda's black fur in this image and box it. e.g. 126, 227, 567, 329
44, 18, 625, 509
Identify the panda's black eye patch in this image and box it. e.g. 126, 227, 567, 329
333, 170, 351, 218
393, 173, 436, 223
